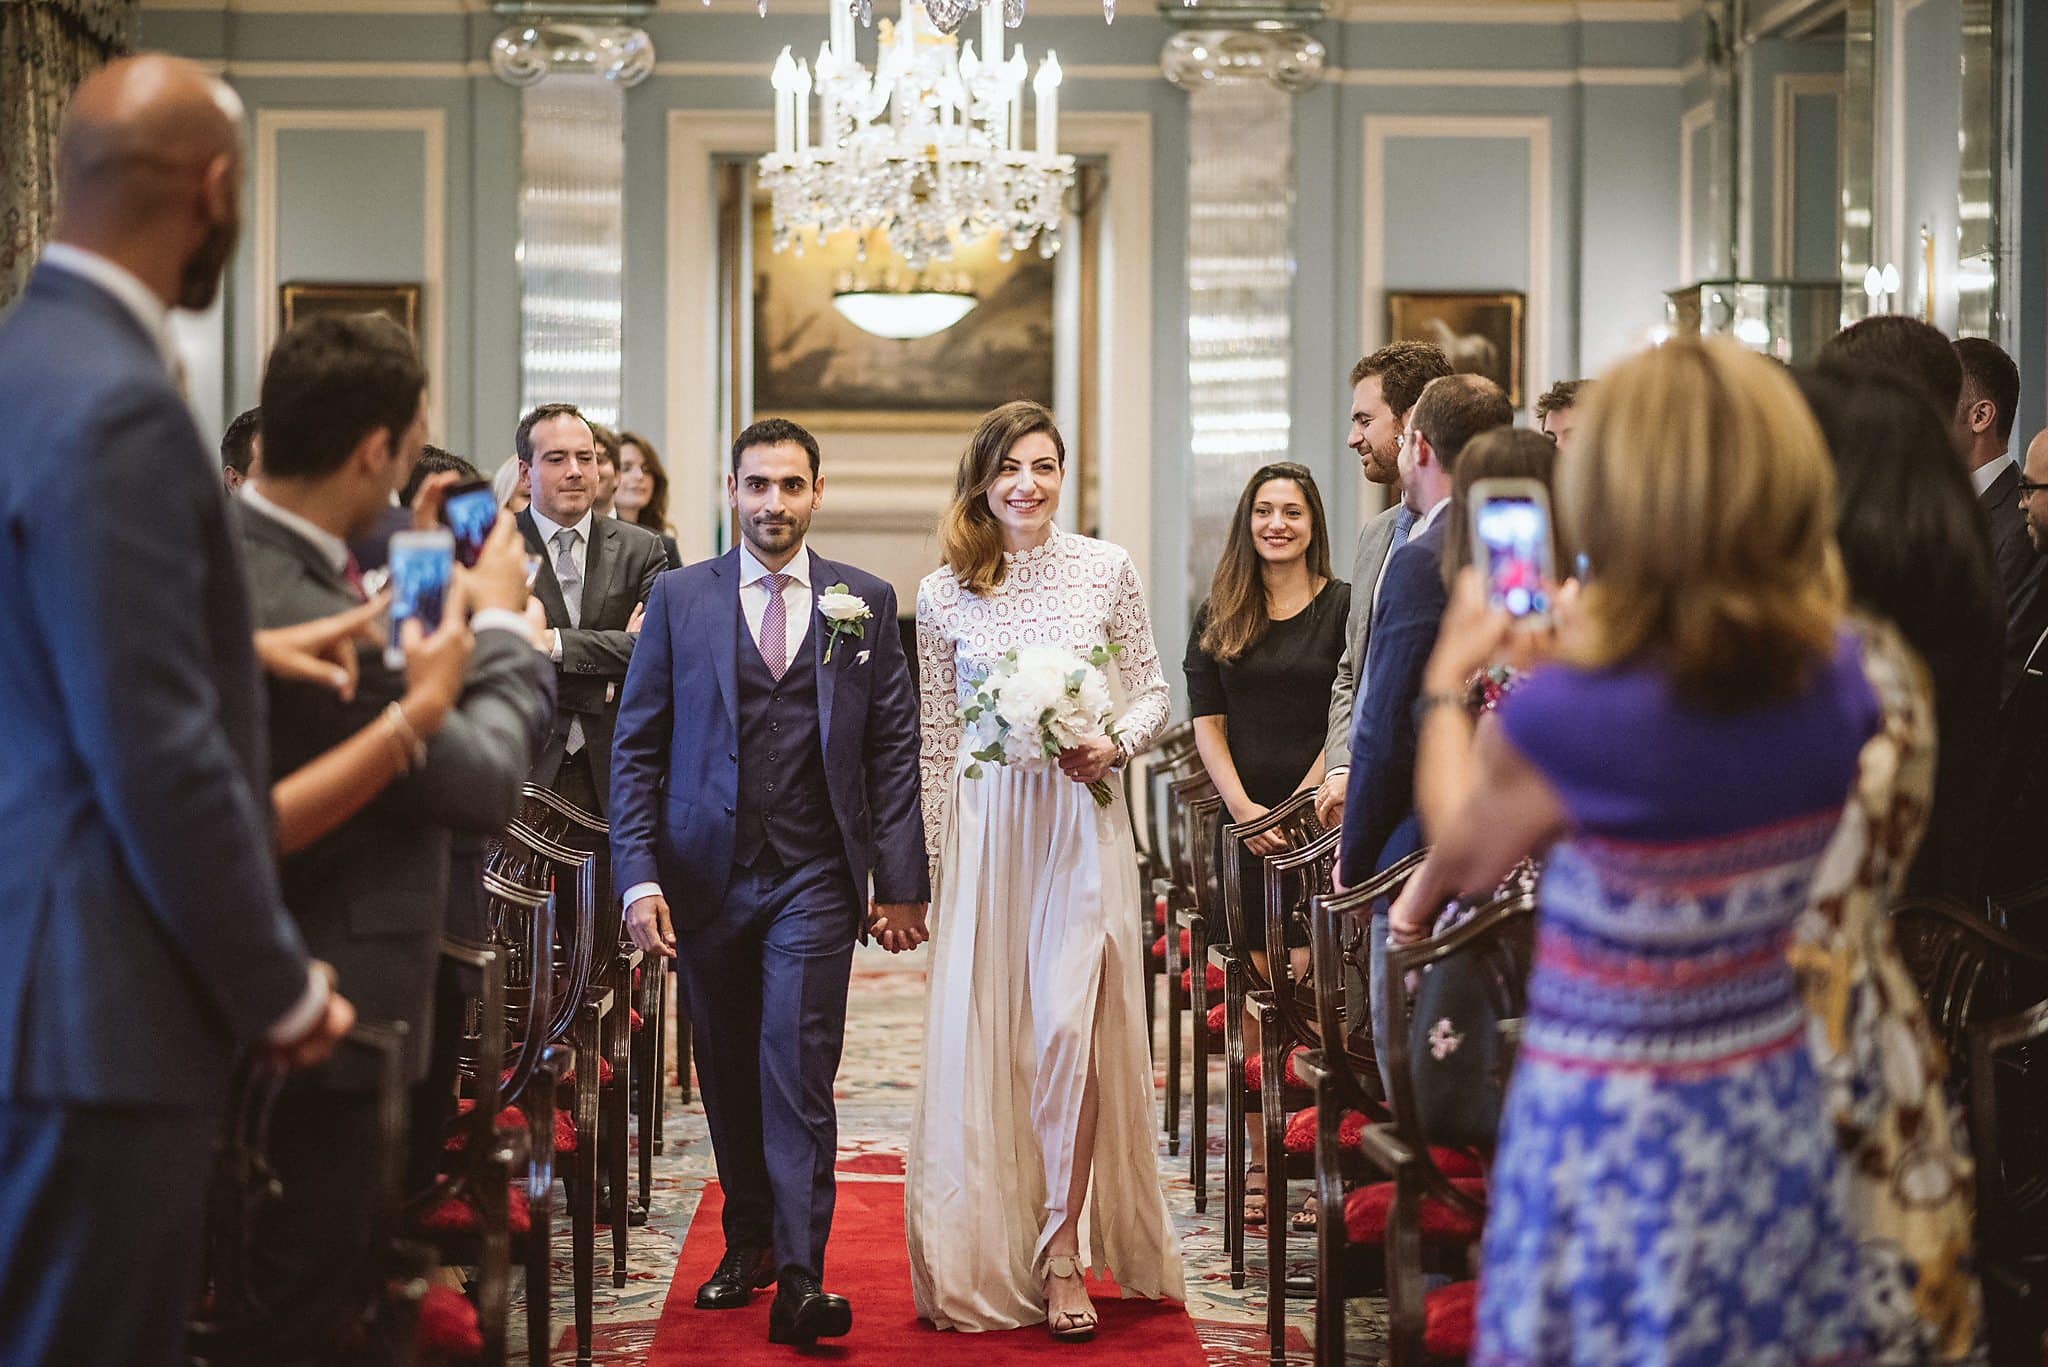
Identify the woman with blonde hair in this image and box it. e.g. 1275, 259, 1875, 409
908, 400, 1185, 1340
1388, 339, 1875, 1362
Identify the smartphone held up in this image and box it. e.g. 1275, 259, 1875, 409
439, 478, 499, 568
385, 528, 454, 669
1468, 478, 1555, 625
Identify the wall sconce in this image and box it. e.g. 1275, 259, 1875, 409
1862, 261, 1901, 314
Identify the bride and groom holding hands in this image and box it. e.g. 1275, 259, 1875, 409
609, 402, 1184, 1347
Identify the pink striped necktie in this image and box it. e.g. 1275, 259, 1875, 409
759, 572, 791, 680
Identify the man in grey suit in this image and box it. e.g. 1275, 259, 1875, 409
0, 57, 353, 1364
1314, 342, 1453, 828
514, 402, 668, 819
238, 313, 549, 1333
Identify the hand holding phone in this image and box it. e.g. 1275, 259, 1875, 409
1468, 478, 1556, 625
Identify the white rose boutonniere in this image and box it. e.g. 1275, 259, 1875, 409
817, 584, 871, 663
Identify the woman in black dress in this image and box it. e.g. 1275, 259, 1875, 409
1183, 461, 1350, 1226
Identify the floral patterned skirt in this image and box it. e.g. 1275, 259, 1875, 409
1473, 1035, 1869, 1367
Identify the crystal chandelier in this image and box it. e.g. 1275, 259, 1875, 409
757, 0, 1074, 271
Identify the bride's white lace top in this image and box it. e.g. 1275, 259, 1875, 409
915, 529, 1171, 860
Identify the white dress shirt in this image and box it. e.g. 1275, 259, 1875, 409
621, 541, 816, 914
1410, 493, 1451, 542
1972, 452, 2015, 498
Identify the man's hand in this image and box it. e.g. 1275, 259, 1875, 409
1057, 735, 1119, 786
409, 470, 463, 532
464, 514, 529, 616
254, 596, 387, 701
522, 598, 551, 650
271, 984, 357, 1071
868, 901, 929, 953
628, 893, 676, 959
1387, 877, 1434, 946
1314, 773, 1346, 829
627, 601, 646, 635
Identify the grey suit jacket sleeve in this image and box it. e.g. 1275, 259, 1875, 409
1324, 505, 1400, 770
557, 539, 663, 679
36, 389, 309, 1041
379, 629, 549, 835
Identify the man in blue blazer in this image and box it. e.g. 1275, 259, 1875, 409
611, 418, 929, 1346
1336, 375, 1513, 1088
0, 57, 351, 1364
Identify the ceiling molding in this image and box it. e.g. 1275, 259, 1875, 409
147, 0, 1686, 14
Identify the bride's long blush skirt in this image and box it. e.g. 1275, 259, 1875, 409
906, 760, 1186, 1332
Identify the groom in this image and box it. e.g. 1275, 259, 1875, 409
610, 418, 930, 1345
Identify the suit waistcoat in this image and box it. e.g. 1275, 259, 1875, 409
732, 609, 836, 869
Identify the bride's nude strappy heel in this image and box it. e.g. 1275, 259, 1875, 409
1042, 1254, 1099, 1343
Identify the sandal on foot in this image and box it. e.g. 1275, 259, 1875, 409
1290, 1193, 1319, 1233
1245, 1164, 1269, 1227
1042, 1254, 1099, 1343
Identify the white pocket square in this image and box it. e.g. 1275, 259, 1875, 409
856, 649, 871, 664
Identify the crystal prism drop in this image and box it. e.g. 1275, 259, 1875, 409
1003, 0, 1022, 25
856, 0, 872, 24
1103, 0, 1114, 21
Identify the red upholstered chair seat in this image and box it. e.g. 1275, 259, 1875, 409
416, 1283, 483, 1359
1342, 1178, 1487, 1245
1206, 1002, 1227, 1035
630, 1007, 645, 1032
552, 1108, 577, 1154
1181, 963, 1225, 995
1244, 1044, 1309, 1093
442, 1101, 527, 1153
1151, 928, 1194, 964
1154, 893, 1168, 928
551, 1056, 615, 1088
417, 1182, 532, 1237
1422, 1280, 1478, 1358
1281, 1106, 1373, 1155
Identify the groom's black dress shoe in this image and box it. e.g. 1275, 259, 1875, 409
696, 1246, 777, 1309
767, 1271, 852, 1346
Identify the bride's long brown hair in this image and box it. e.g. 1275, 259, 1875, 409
939, 400, 1067, 595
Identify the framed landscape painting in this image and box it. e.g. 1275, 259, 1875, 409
1386, 290, 1525, 408
279, 281, 422, 347
751, 195, 1055, 420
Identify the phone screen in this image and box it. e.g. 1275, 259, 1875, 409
1475, 495, 1553, 619
386, 531, 454, 667
441, 482, 498, 568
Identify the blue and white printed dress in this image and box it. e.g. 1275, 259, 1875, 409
1473, 637, 1880, 1367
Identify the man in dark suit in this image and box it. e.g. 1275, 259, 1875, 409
1335, 375, 1514, 1090
514, 402, 666, 818
1988, 427, 2048, 917
1315, 342, 1453, 828
238, 313, 549, 1337
610, 419, 929, 1345
0, 56, 352, 1365
1956, 337, 2044, 695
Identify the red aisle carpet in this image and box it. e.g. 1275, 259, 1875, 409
648, 1181, 1207, 1365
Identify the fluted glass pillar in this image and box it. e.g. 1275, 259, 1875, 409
1164, 27, 1323, 603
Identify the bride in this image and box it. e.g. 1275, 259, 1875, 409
905, 399, 1186, 1340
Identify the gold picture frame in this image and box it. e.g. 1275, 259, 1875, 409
1386, 290, 1526, 408
278, 280, 422, 347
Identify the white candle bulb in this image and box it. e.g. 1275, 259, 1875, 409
1034, 51, 1060, 155
793, 58, 813, 152
959, 41, 979, 81
771, 47, 797, 155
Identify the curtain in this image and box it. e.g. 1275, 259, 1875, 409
0, 0, 138, 309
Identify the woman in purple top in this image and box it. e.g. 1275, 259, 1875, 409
1388, 339, 1877, 1366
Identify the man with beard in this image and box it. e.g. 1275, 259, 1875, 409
1986, 428, 2048, 921
0, 56, 352, 1362
1314, 342, 1452, 828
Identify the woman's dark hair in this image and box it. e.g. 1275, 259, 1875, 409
1441, 427, 1560, 588
1795, 363, 2003, 897
618, 429, 672, 532
1198, 463, 1332, 662
940, 401, 1066, 595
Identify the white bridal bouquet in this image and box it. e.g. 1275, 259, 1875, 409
960, 643, 1125, 807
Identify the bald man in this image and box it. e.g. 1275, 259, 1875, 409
0, 55, 351, 1364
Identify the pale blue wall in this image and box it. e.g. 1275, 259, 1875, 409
143, 2, 1692, 657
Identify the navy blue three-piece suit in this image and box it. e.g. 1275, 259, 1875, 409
609, 548, 928, 1279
